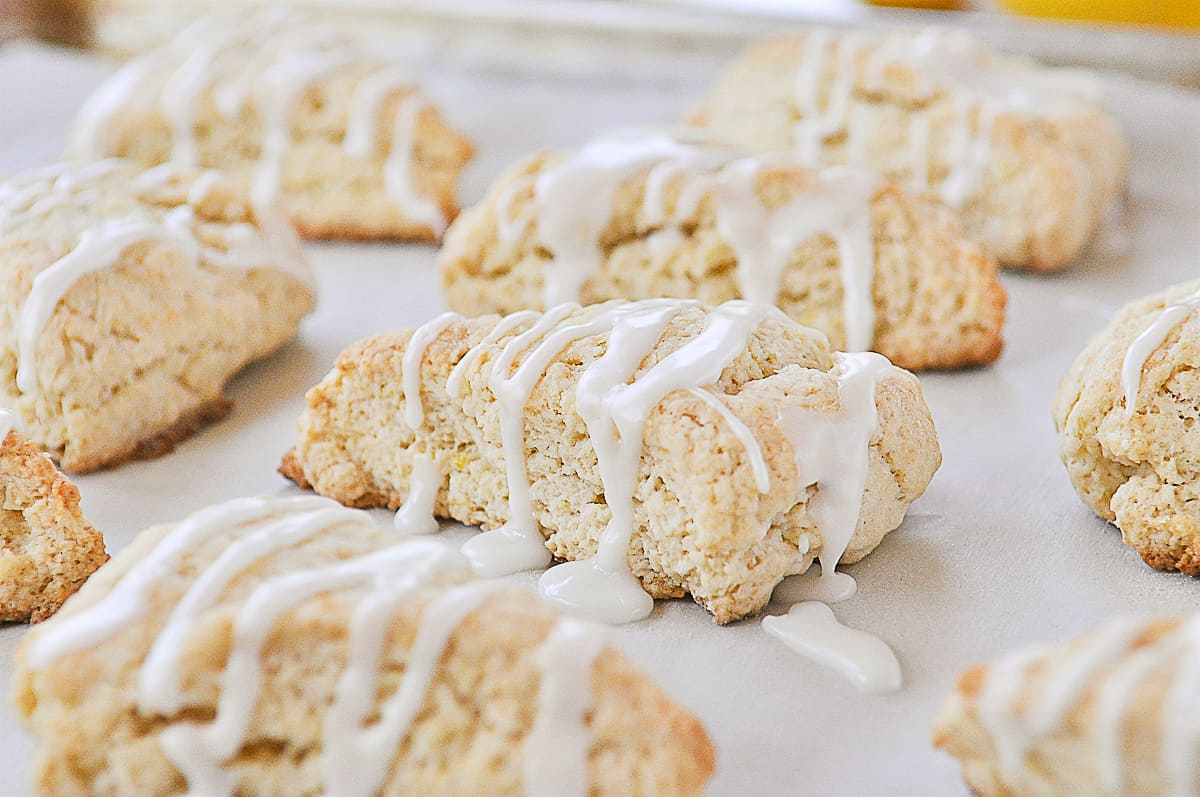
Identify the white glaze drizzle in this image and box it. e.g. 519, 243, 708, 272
788, 27, 1103, 209
1121, 290, 1200, 418
1161, 620, 1200, 797
445, 310, 540, 398
771, 351, 896, 602
393, 453, 441, 535
460, 302, 588, 576
538, 300, 769, 624
26, 495, 334, 667
521, 129, 879, 351
714, 160, 878, 351
6, 164, 314, 394
524, 618, 608, 797
403, 311, 463, 430
687, 387, 770, 494
31, 495, 607, 795
72, 12, 438, 219
762, 601, 901, 694
0, 408, 21, 442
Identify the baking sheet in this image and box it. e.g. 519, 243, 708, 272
1, 23, 1199, 796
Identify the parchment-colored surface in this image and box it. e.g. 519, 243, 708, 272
0, 32, 1197, 797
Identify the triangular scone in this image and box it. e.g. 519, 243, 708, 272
0, 160, 316, 472
934, 614, 1200, 797
437, 129, 1005, 371
1054, 279, 1200, 573
687, 30, 1128, 272
281, 300, 941, 623
69, 10, 474, 242
13, 495, 714, 796
0, 414, 106, 622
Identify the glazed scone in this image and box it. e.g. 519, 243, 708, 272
280, 299, 942, 623
12, 495, 714, 797
1054, 280, 1200, 574
0, 410, 106, 623
438, 129, 1006, 372
688, 29, 1128, 272
0, 159, 315, 472
933, 614, 1200, 797
68, 10, 474, 241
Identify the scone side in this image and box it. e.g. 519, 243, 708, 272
0, 429, 108, 622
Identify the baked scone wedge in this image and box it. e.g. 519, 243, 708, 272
1054, 279, 1200, 574
68, 10, 474, 241
0, 159, 315, 472
687, 29, 1128, 272
280, 299, 942, 623
0, 410, 106, 623
12, 495, 714, 797
933, 614, 1200, 797
438, 128, 1005, 371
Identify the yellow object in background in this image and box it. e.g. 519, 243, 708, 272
995, 0, 1200, 28
865, 0, 965, 8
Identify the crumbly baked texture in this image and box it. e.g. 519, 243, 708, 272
12, 498, 715, 796
687, 32, 1129, 272
438, 148, 1006, 372
0, 426, 107, 623
933, 617, 1188, 797
1053, 279, 1200, 574
68, 14, 473, 242
280, 303, 942, 623
0, 160, 316, 472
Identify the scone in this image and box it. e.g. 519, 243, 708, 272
933, 614, 1200, 797
687, 29, 1128, 272
68, 10, 474, 241
280, 299, 942, 623
437, 128, 1006, 371
12, 495, 715, 797
0, 159, 315, 472
0, 409, 106, 622
1054, 280, 1200, 574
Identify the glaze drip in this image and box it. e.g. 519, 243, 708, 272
1121, 289, 1200, 418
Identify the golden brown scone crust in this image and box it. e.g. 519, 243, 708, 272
688, 33, 1128, 272
12, 501, 714, 797
1053, 279, 1200, 574
438, 150, 1006, 371
0, 427, 107, 623
0, 160, 316, 473
281, 303, 942, 622
70, 25, 474, 242
933, 618, 1186, 797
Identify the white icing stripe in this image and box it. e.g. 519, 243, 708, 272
445, 310, 539, 398
773, 352, 895, 601
16, 216, 197, 394
26, 495, 334, 667
383, 94, 447, 233
1122, 292, 1200, 418
403, 311, 462, 430
0, 408, 21, 442
344, 68, 413, 158
715, 160, 878, 352
538, 300, 770, 624
786, 28, 1101, 209
459, 302, 582, 577
137, 506, 359, 714
688, 387, 770, 494
523, 130, 879, 352
159, 539, 461, 796
393, 453, 441, 535
321, 581, 511, 797
524, 618, 607, 797
762, 601, 901, 693
7, 163, 314, 394
495, 175, 537, 245
1162, 620, 1200, 797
